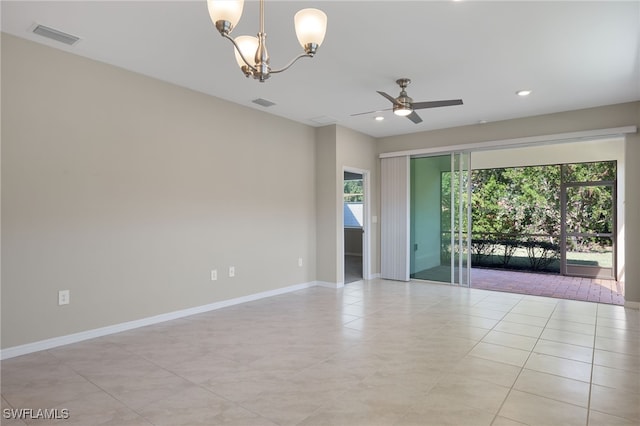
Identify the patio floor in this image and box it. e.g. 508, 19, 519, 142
471, 268, 625, 305
413, 266, 625, 305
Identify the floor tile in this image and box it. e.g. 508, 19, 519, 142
402, 398, 496, 426
502, 312, 550, 327
524, 352, 592, 382
491, 416, 528, 426
591, 364, 640, 394
481, 330, 538, 351
540, 328, 595, 348
546, 319, 596, 336
49, 391, 151, 426
514, 369, 590, 407
499, 389, 588, 426
593, 349, 640, 373
550, 312, 597, 326
493, 321, 544, 338
596, 325, 640, 341
588, 410, 638, 426
595, 335, 640, 356
596, 316, 640, 331
425, 374, 511, 414
139, 386, 272, 426
533, 339, 594, 363
510, 301, 556, 318
468, 342, 531, 367
590, 384, 640, 422
450, 355, 522, 388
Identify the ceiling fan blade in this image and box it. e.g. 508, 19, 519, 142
377, 91, 399, 105
412, 99, 463, 110
407, 111, 423, 124
350, 107, 392, 117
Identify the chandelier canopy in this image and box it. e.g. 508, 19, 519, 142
207, 0, 328, 82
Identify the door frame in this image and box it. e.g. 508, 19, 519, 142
560, 179, 617, 279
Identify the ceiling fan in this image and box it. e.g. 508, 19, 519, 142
352, 78, 463, 124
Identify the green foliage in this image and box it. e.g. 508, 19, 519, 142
470, 166, 561, 238
441, 160, 615, 272
344, 179, 363, 202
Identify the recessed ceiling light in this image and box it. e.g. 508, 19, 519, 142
516, 90, 532, 97
374, 116, 384, 121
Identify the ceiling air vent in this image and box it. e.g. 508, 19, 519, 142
252, 98, 276, 108
309, 116, 337, 125
32, 24, 80, 46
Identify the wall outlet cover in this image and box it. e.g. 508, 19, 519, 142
58, 290, 70, 306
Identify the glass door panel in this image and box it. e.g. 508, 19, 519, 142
562, 184, 615, 279
410, 155, 452, 282
451, 152, 471, 286
410, 153, 470, 285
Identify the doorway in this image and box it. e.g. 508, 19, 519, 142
561, 162, 617, 279
343, 170, 367, 284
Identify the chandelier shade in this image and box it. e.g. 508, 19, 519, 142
207, 0, 327, 82
294, 8, 327, 52
233, 35, 259, 68
207, 0, 244, 32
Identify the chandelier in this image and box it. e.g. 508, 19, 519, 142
207, 0, 328, 82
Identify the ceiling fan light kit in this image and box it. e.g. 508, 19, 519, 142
207, 0, 327, 82
391, 78, 413, 116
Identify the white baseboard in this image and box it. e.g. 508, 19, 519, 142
316, 281, 345, 289
624, 300, 640, 310
0, 281, 318, 360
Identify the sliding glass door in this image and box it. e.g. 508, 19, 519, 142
410, 152, 471, 285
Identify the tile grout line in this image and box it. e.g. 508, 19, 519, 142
489, 298, 561, 426
585, 304, 599, 426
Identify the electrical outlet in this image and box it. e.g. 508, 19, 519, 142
211, 269, 218, 281
58, 290, 70, 306
229, 266, 235, 277
298, 257, 303, 267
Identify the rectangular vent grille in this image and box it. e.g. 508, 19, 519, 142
309, 116, 337, 125
252, 98, 276, 108
33, 24, 80, 46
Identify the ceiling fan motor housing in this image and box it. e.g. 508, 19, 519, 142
394, 78, 413, 114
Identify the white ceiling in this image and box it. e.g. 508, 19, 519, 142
2, 1, 639, 138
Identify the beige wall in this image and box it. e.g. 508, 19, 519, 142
336, 126, 379, 281
315, 126, 338, 284
315, 125, 379, 285
378, 102, 640, 305
625, 105, 640, 305
1, 34, 317, 348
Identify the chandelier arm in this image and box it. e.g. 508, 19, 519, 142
221, 32, 258, 72
269, 53, 313, 74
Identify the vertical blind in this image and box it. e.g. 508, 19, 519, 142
380, 156, 410, 281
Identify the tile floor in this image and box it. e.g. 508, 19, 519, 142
1, 279, 639, 425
